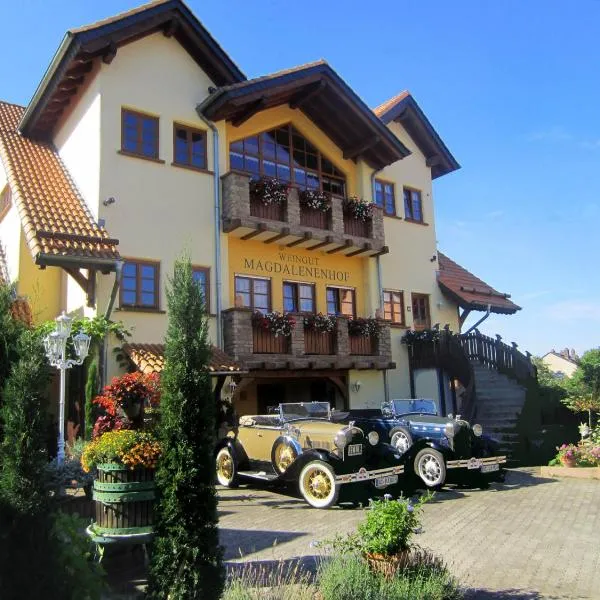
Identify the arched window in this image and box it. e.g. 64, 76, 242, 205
229, 124, 346, 197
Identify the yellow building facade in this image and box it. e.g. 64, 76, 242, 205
0, 1, 520, 432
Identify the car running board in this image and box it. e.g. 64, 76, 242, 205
238, 470, 279, 482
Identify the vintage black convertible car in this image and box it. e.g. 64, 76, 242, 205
343, 399, 506, 488
215, 402, 405, 508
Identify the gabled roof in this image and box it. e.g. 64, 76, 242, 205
122, 343, 244, 375
437, 252, 520, 315
0, 101, 120, 267
374, 92, 460, 179
20, 0, 245, 138
199, 61, 411, 170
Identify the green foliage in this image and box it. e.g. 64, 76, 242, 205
84, 356, 98, 440
146, 258, 224, 600
561, 349, 600, 427
222, 563, 315, 600
358, 494, 432, 556
0, 329, 51, 514
0, 282, 27, 414
317, 553, 462, 600
50, 512, 106, 599
44, 457, 93, 494
0, 328, 103, 599
514, 367, 578, 466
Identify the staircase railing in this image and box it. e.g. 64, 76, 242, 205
459, 329, 537, 385
408, 328, 477, 420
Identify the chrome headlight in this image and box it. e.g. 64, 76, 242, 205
444, 422, 456, 438
367, 431, 379, 446
472, 424, 483, 437
334, 430, 349, 450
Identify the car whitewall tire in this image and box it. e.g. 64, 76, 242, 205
414, 448, 446, 488
298, 461, 339, 509
216, 447, 239, 488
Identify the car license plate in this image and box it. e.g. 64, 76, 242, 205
375, 475, 398, 489
467, 458, 482, 470
348, 444, 362, 456
481, 463, 499, 473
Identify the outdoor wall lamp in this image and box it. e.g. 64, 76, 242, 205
44, 311, 91, 464
352, 380, 362, 393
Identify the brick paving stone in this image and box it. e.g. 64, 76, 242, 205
218, 468, 600, 599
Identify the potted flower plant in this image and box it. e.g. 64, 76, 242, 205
348, 317, 380, 338
299, 189, 330, 212
252, 311, 296, 338
556, 443, 579, 467
343, 196, 373, 222
360, 494, 432, 577
304, 313, 336, 333
249, 176, 288, 206
82, 430, 162, 539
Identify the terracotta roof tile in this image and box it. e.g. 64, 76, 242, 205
122, 343, 243, 375
373, 90, 411, 118
437, 252, 520, 314
0, 101, 119, 262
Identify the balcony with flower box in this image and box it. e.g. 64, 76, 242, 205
222, 308, 394, 372
221, 171, 387, 258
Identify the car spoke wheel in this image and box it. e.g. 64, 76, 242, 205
414, 448, 446, 488
390, 429, 412, 454
273, 442, 298, 474
299, 461, 339, 509
216, 447, 238, 487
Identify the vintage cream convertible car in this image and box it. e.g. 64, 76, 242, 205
215, 402, 405, 508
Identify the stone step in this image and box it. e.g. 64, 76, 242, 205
477, 409, 522, 419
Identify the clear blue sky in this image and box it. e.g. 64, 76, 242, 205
2, 1, 598, 357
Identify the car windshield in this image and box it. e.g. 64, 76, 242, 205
391, 399, 438, 416
280, 402, 331, 422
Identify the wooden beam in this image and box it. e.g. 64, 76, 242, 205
264, 227, 290, 244
65, 62, 93, 78
372, 245, 389, 257
343, 135, 380, 160
52, 88, 78, 100
289, 80, 327, 109
163, 19, 179, 37
231, 97, 267, 127
306, 236, 334, 251
286, 232, 312, 248
57, 78, 84, 90
241, 223, 267, 240
327, 240, 352, 254
346, 243, 372, 257
64, 267, 96, 307
102, 42, 118, 65
426, 155, 441, 167
223, 218, 242, 233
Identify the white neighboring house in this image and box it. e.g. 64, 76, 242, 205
541, 349, 579, 379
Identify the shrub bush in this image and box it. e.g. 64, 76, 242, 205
318, 553, 462, 600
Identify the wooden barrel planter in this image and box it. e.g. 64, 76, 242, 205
91, 463, 155, 540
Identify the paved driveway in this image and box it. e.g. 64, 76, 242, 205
219, 468, 600, 599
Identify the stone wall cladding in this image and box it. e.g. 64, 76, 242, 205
223, 309, 393, 371
221, 171, 386, 251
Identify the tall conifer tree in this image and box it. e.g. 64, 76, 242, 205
147, 258, 224, 599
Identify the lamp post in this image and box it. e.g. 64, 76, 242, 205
44, 311, 91, 464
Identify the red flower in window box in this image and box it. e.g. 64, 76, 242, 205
252, 311, 296, 337
249, 177, 289, 206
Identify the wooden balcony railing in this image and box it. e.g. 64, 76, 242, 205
300, 207, 331, 230
343, 212, 371, 238
349, 334, 376, 356
221, 172, 386, 253
223, 308, 393, 370
250, 196, 286, 221
253, 327, 290, 354
304, 328, 335, 354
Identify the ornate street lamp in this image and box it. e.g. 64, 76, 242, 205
44, 311, 91, 464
